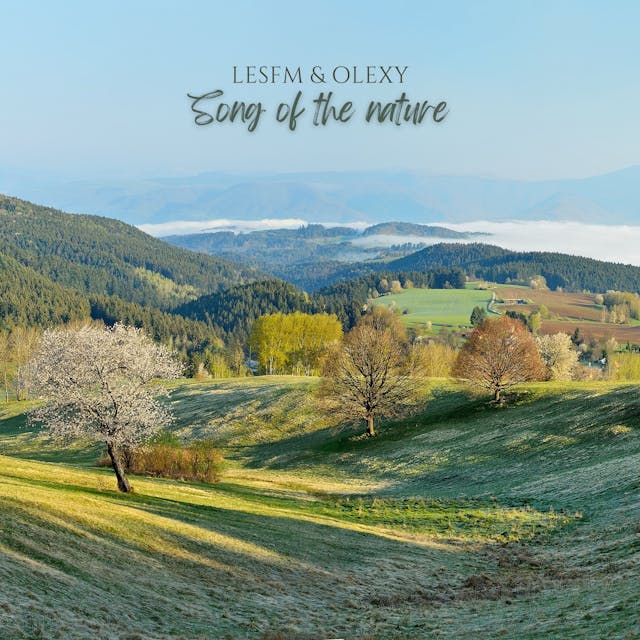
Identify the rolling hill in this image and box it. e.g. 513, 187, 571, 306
174, 280, 317, 340
0, 377, 638, 638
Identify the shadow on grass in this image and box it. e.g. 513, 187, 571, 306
0, 470, 465, 563
0, 470, 488, 639
236, 385, 640, 506
235, 388, 483, 468
0, 494, 457, 638
0, 459, 590, 638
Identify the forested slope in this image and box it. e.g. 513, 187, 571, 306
0, 249, 222, 356
390, 243, 640, 292
0, 195, 260, 309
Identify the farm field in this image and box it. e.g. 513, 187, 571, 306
1, 377, 639, 639
494, 286, 604, 322
494, 285, 640, 343
540, 320, 640, 343
372, 287, 492, 327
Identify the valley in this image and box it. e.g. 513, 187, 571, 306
1, 192, 639, 638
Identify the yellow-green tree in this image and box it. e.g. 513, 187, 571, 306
0, 326, 41, 401
410, 341, 457, 377
249, 312, 342, 375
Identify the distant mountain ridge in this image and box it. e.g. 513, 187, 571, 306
163, 222, 473, 289
361, 222, 473, 238
1, 166, 639, 226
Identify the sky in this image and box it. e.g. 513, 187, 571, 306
1, 0, 639, 181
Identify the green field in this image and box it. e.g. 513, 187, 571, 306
372, 287, 492, 326
1, 377, 639, 639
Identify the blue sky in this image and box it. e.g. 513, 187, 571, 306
1, 0, 639, 180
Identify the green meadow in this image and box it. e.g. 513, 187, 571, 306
372, 288, 492, 327
1, 377, 639, 639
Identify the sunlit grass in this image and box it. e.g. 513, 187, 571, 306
1, 377, 639, 638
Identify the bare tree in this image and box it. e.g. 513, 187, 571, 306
320, 310, 417, 437
453, 316, 544, 402
24, 324, 182, 492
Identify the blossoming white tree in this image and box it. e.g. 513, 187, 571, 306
25, 324, 182, 492
535, 332, 579, 381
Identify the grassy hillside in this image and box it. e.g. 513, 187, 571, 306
1, 378, 638, 638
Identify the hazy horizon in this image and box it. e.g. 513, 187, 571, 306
134, 217, 640, 269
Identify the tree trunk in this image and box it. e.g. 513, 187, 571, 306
106, 442, 132, 493
366, 414, 376, 437
493, 387, 501, 403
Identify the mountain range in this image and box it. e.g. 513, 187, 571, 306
1, 166, 639, 227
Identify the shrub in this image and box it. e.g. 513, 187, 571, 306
572, 364, 604, 381
98, 436, 224, 483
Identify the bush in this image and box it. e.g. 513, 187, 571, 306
98, 436, 224, 483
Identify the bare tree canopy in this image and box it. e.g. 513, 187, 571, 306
321, 309, 418, 437
453, 316, 544, 402
24, 324, 182, 492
